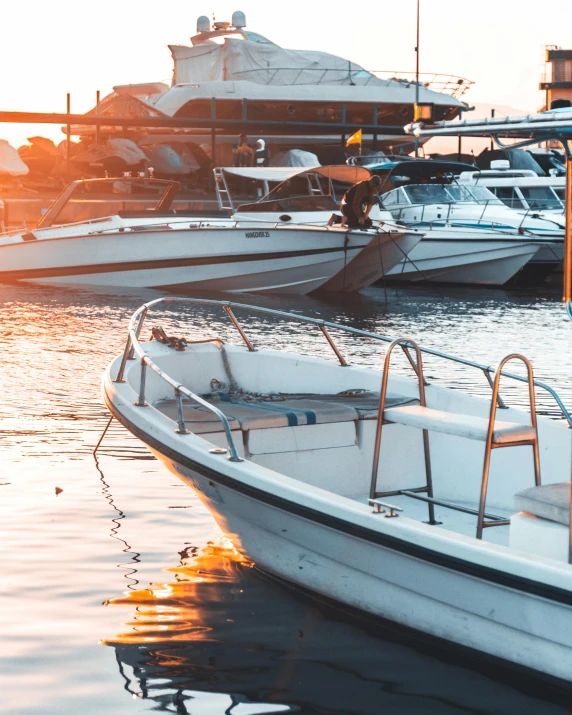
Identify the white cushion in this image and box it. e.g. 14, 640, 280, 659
514, 482, 571, 526
384, 405, 536, 444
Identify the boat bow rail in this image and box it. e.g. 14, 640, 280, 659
112, 297, 572, 438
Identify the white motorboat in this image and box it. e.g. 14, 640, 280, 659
457, 167, 566, 216
378, 161, 562, 285
104, 296, 572, 683
456, 167, 566, 277
0, 177, 375, 294
214, 165, 424, 292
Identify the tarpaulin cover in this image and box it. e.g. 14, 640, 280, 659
170, 38, 385, 87
270, 149, 320, 167
0, 140, 29, 176
141, 143, 200, 174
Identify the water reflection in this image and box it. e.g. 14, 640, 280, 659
102, 544, 572, 715
94, 451, 141, 589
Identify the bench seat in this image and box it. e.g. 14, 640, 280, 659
384, 404, 536, 444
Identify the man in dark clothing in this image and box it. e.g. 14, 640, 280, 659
340, 174, 382, 228
232, 134, 254, 167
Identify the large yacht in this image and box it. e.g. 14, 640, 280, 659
99, 11, 470, 153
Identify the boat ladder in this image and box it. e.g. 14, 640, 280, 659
370, 339, 541, 539
214, 168, 234, 211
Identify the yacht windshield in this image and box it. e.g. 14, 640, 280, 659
519, 186, 563, 211
404, 184, 502, 205
453, 185, 502, 204
404, 185, 452, 204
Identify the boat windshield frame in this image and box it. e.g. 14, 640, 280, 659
36, 178, 181, 229
393, 183, 504, 207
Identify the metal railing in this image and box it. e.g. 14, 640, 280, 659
231, 67, 474, 98
387, 199, 565, 235
113, 297, 572, 434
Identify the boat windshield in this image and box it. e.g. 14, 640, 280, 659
404, 184, 502, 205
36, 178, 180, 228
518, 186, 563, 211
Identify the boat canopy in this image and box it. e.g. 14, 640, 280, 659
222, 165, 371, 183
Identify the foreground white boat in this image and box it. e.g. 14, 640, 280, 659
104, 297, 572, 683
0, 177, 375, 294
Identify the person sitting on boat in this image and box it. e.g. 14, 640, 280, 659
233, 134, 254, 167
340, 174, 382, 228
255, 139, 270, 167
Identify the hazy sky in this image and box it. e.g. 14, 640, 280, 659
2, 0, 570, 147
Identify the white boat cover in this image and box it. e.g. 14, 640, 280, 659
222, 165, 370, 183
270, 149, 320, 167
0, 140, 29, 176
170, 38, 385, 87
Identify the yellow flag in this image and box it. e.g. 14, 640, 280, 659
346, 129, 362, 147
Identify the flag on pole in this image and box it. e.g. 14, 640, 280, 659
346, 129, 362, 147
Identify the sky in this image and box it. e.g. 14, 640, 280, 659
1, 0, 571, 148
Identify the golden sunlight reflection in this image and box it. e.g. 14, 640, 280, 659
101, 542, 252, 646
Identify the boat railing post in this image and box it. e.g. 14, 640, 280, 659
128, 308, 147, 361
483, 368, 507, 408
223, 305, 256, 351
135, 358, 147, 407
114, 336, 132, 383
175, 388, 189, 434
319, 323, 348, 366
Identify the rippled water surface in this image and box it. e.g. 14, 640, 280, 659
2, 281, 572, 714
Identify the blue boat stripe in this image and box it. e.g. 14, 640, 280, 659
214, 394, 318, 426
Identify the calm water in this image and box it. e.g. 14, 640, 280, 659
3, 281, 572, 714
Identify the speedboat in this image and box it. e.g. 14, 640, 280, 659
0, 177, 375, 294
214, 165, 424, 292
104, 296, 572, 683
377, 161, 563, 285
456, 167, 566, 277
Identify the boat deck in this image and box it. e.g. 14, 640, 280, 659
352, 493, 514, 545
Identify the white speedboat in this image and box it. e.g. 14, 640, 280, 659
104, 296, 572, 683
378, 161, 562, 285
0, 177, 374, 294
214, 165, 424, 292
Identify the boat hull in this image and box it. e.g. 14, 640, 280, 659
0, 225, 370, 295
385, 232, 541, 286
140, 443, 572, 685
319, 229, 422, 292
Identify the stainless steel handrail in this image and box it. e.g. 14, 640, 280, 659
114, 296, 572, 428
115, 304, 244, 462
